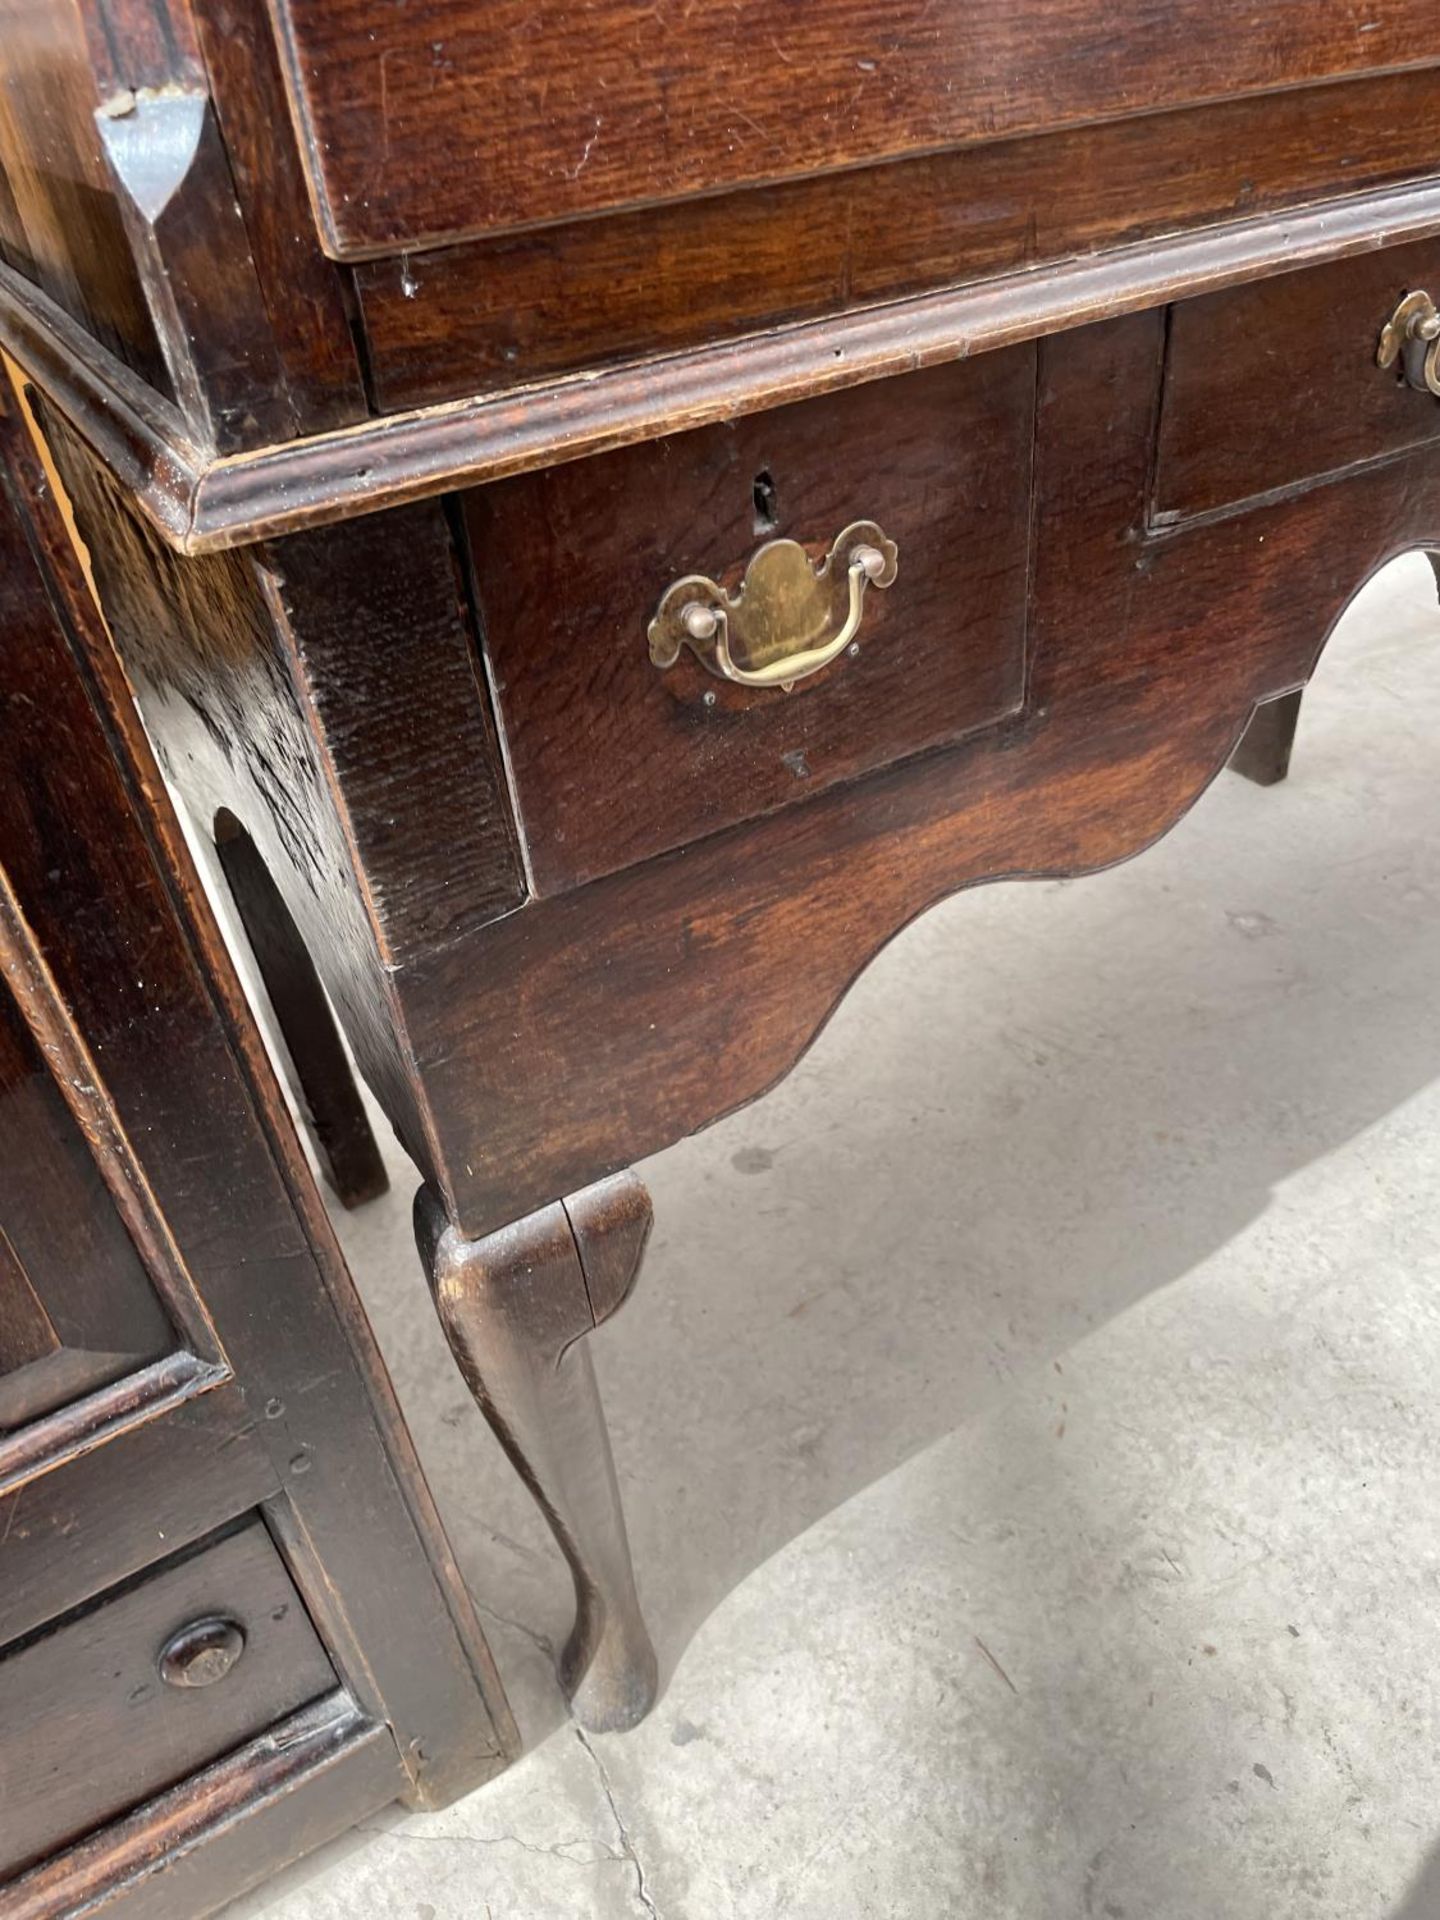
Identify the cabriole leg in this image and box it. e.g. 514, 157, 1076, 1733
414, 1173, 658, 1733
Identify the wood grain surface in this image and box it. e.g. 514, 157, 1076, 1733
468, 351, 1035, 890
1155, 237, 1440, 524
0, 980, 173, 1430
0, 376, 516, 1859
8, 177, 1440, 553
0, 1696, 402, 1920
192, 0, 366, 435
0, 0, 171, 390
0, 0, 362, 450
358, 70, 1440, 410
0, 1520, 335, 1877
411, 309, 1440, 1229
270, 0, 1440, 255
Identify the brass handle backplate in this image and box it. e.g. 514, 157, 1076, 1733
1378, 290, 1440, 397
648, 520, 898, 694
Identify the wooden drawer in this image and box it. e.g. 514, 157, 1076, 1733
464, 351, 1035, 894
1154, 237, 1440, 524
267, 0, 1440, 258
354, 72, 1440, 415
0, 1519, 336, 1877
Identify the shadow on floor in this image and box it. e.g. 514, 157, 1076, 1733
1391, 1844, 1440, 1920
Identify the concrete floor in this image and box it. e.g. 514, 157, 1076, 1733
232, 555, 1440, 1920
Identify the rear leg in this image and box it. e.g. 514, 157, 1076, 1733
214, 809, 388, 1209
1229, 689, 1304, 789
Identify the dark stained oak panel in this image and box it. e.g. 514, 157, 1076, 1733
0, 1374, 280, 1650
0, 1699, 403, 1920
466, 351, 1035, 892
0, 382, 516, 1829
79, 0, 204, 92
259, 505, 526, 949
1154, 237, 1440, 523
94, 90, 300, 453
359, 70, 1440, 411
270, 0, 1440, 256
0, 988, 173, 1430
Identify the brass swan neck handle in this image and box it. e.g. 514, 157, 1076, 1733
1378, 289, 1440, 398
648, 520, 898, 694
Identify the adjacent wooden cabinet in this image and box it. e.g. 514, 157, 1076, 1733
0, 394, 515, 1917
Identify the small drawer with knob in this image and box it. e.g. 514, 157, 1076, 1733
1153, 236, 1440, 528
0, 1518, 336, 1878
463, 349, 1036, 893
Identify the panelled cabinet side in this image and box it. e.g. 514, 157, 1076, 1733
267, 0, 1440, 255
0, 375, 519, 1894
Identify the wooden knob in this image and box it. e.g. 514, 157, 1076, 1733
157, 1616, 246, 1688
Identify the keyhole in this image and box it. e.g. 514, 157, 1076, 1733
752, 468, 778, 534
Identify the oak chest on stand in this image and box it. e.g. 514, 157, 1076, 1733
4, 0, 1439, 1778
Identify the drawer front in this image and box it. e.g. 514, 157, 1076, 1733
268, 0, 1440, 258
465, 352, 1035, 894
0, 1519, 336, 1877
356, 71, 1440, 414
1154, 237, 1440, 524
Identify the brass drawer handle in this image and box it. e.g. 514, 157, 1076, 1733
1378, 290, 1440, 397
648, 521, 898, 693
